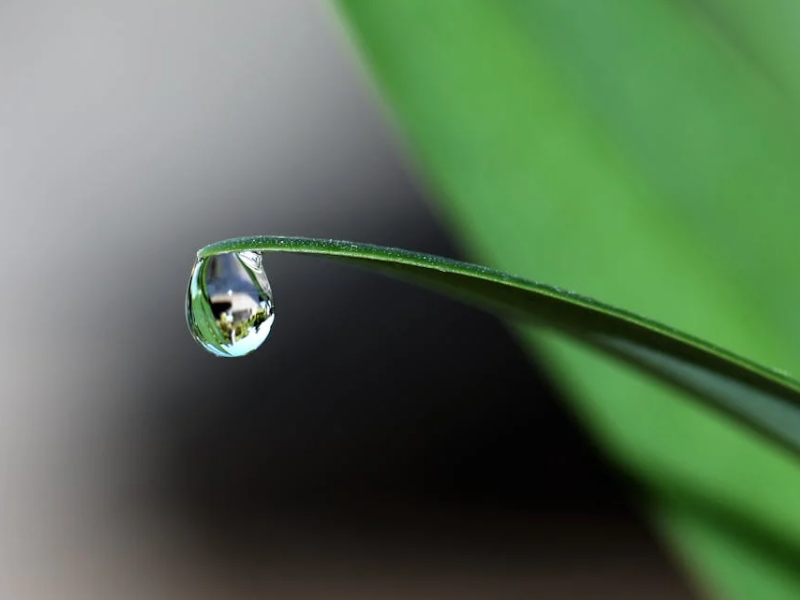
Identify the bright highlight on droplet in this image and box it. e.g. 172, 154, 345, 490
186, 250, 275, 357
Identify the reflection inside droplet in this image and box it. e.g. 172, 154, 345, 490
186, 250, 275, 357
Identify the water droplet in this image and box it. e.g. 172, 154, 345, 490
186, 250, 275, 357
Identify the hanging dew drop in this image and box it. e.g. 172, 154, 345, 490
186, 250, 275, 357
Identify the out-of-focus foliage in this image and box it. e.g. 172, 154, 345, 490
334, 1, 800, 598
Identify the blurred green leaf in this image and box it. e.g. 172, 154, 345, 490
333, 1, 800, 597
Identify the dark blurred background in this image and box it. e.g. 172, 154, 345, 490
0, 1, 696, 597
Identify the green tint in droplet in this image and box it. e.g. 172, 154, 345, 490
186, 250, 275, 357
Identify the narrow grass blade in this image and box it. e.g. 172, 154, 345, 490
198, 235, 800, 457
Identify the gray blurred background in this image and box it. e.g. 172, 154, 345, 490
0, 1, 696, 598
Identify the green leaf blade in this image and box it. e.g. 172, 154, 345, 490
332, 1, 800, 596
198, 235, 800, 459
